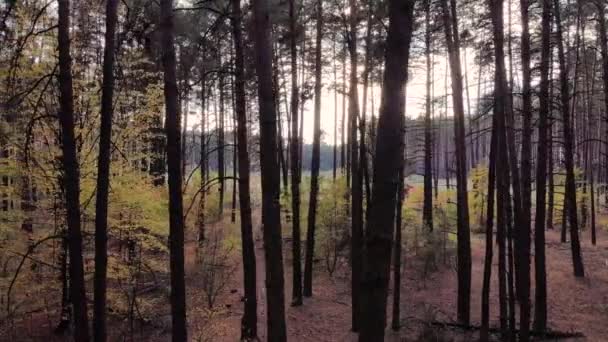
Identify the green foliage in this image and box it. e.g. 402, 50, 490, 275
316, 176, 349, 276
469, 165, 489, 233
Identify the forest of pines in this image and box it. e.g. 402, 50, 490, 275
1, 0, 608, 341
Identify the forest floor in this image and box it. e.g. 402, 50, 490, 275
182, 207, 608, 342
3, 206, 607, 341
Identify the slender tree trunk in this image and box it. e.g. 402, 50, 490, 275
160, 0, 188, 340
288, 0, 303, 306
359, 1, 415, 339
391, 164, 404, 331
489, 1, 511, 337
554, 0, 585, 277
596, 2, 608, 223
333, 35, 338, 181
218, 69, 226, 216
251, 0, 288, 339
534, 0, 551, 332
440, 0, 472, 324
231, 0, 258, 336
360, 0, 374, 210
348, 0, 363, 331
480, 102, 498, 341
94, 0, 119, 340
423, 0, 433, 231
304, 0, 323, 298
518, 0, 533, 338
57, 1, 89, 340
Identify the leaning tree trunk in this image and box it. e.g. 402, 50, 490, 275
440, 0, 472, 325
94, 0, 119, 340
554, 0, 585, 278
303, 0, 323, 298
57, 1, 89, 340
230, 0, 258, 337
359, 1, 415, 340
160, 0, 187, 340
251, 0, 288, 339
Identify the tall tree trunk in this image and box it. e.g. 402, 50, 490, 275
534, 0, 551, 332
57, 1, 89, 340
554, 0, 585, 277
489, 1, 511, 337
304, 0, 323, 298
518, 0, 533, 338
360, 0, 374, 210
596, 1, 608, 223
94, 0, 119, 340
391, 164, 404, 331
480, 102, 498, 341
198, 67, 208, 243
251, 0, 288, 339
333, 34, 338, 181
440, 0, 472, 324
288, 0, 303, 306
348, 0, 363, 331
160, 0, 187, 340
231, 0, 258, 337
218, 69, 226, 215
359, 1, 415, 340
423, 0, 433, 231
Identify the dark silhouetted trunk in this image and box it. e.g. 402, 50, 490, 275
288, 0, 303, 306
423, 0, 433, 231
57, 1, 89, 340
518, 0, 532, 339
251, 0, 288, 339
359, 0, 415, 340
489, 1, 510, 337
391, 150, 405, 332
596, 2, 608, 237
231, 0, 258, 337
218, 70, 226, 215
160, 0, 187, 340
304, 0, 323, 298
554, 0, 585, 278
480, 102, 498, 341
348, 0, 363, 331
440, 0, 472, 325
534, 0, 550, 332
94, 0, 119, 340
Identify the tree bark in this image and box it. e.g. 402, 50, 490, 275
346, 0, 364, 332
440, 0, 472, 325
534, 0, 551, 332
94, 0, 119, 340
231, 0, 258, 337
518, 0, 533, 339
423, 0, 433, 231
251, 0, 288, 339
288, 0, 303, 306
480, 101, 498, 341
359, 1, 415, 340
160, 0, 187, 340
554, 0, 585, 278
303, 0, 323, 298
57, 1, 89, 340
